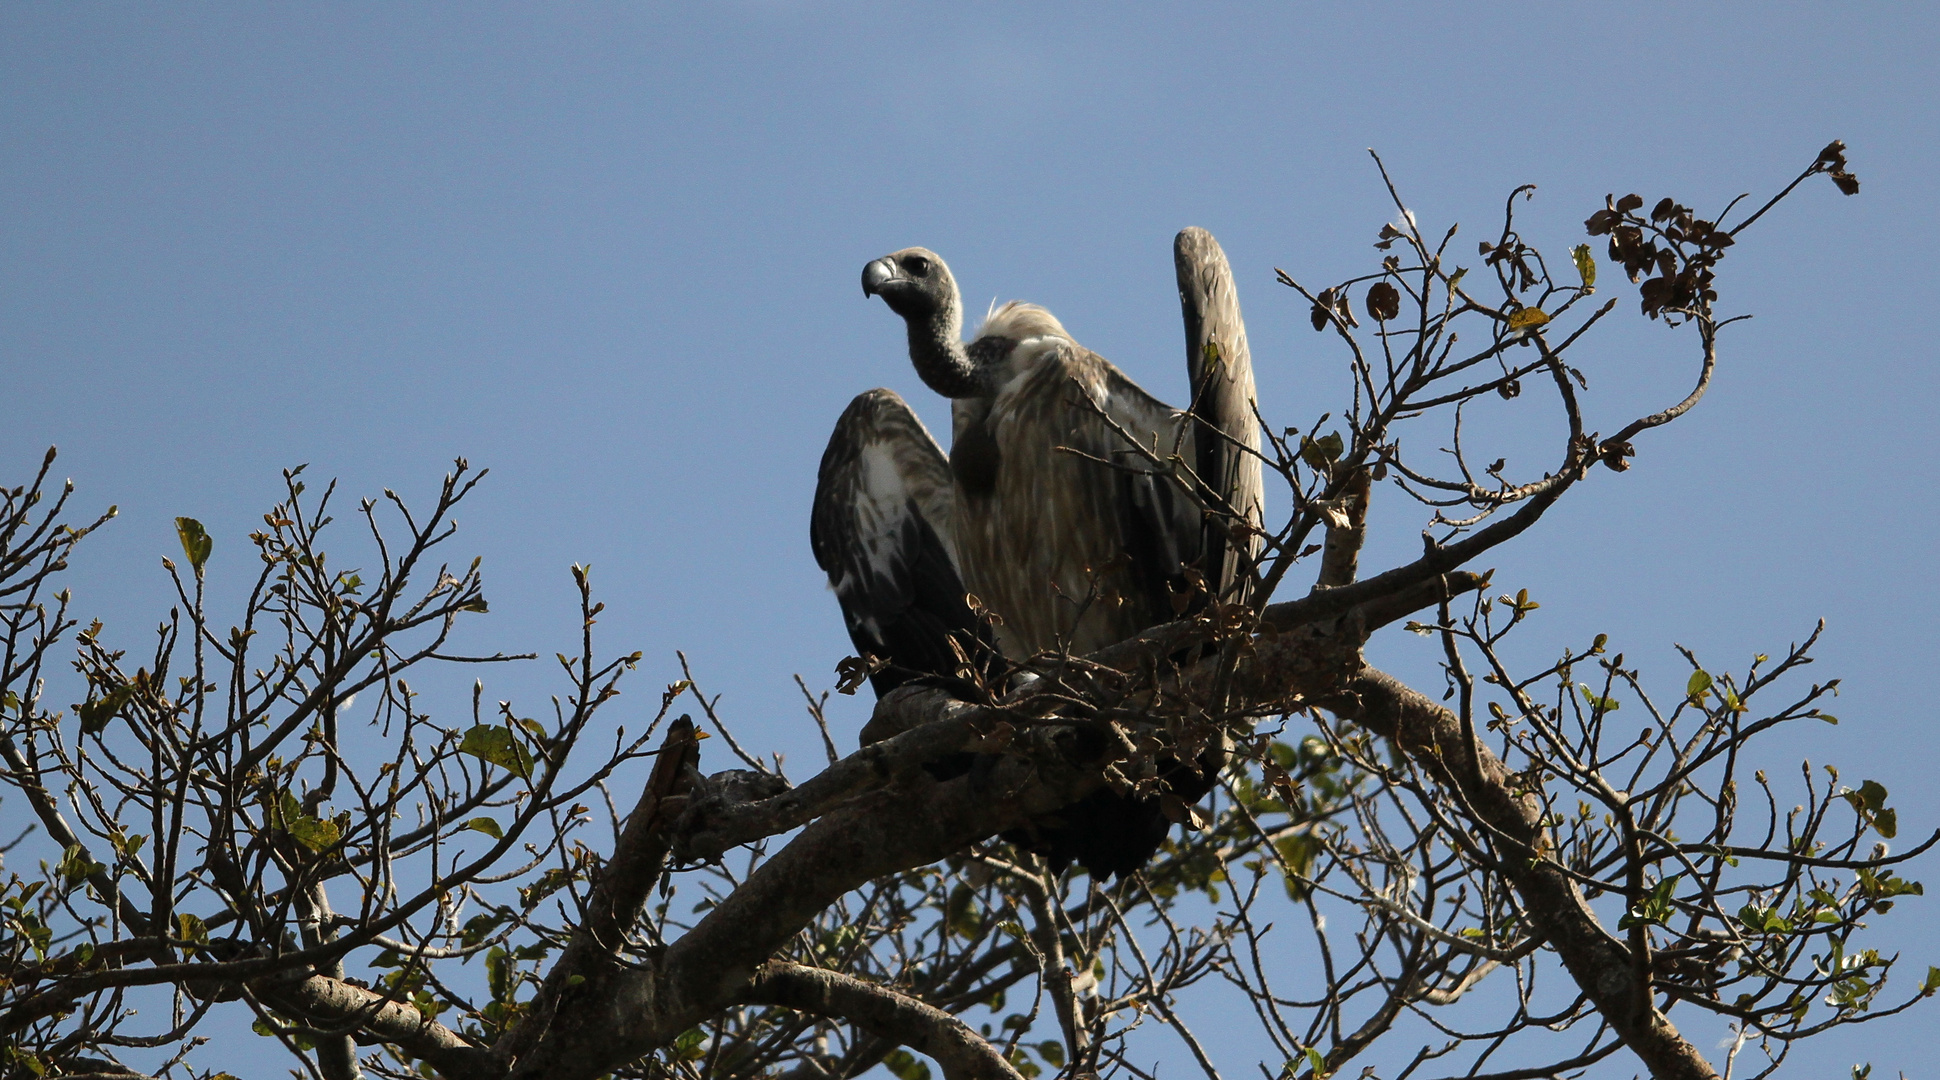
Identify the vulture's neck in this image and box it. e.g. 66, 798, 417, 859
905, 299, 985, 399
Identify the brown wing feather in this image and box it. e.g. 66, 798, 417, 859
952, 337, 1196, 656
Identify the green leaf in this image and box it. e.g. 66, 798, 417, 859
819, 924, 860, 957
272, 790, 341, 853
883, 1049, 932, 1080
1276, 833, 1319, 901
1299, 432, 1345, 472
1579, 684, 1619, 713
288, 813, 341, 853
1620, 875, 1680, 930
1685, 669, 1712, 701
1842, 781, 1898, 839
174, 517, 212, 571
945, 883, 983, 938
1738, 903, 1789, 934
1505, 307, 1550, 332
78, 684, 136, 735
486, 945, 514, 1001
1571, 243, 1597, 289
461, 911, 508, 946
669, 1027, 708, 1062
459, 724, 534, 779
1923, 965, 1940, 994
1856, 867, 1922, 902
1268, 740, 1298, 770
56, 844, 104, 888
464, 817, 504, 839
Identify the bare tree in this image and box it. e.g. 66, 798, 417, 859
3, 142, 1923, 1080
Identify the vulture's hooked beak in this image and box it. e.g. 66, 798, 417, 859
861, 257, 899, 298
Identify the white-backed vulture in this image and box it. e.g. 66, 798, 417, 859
812, 229, 1262, 877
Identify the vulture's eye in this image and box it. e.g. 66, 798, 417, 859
901, 256, 931, 277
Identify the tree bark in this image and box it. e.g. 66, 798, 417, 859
742, 961, 1025, 1080
497, 718, 701, 1072
253, 969, 493, 1080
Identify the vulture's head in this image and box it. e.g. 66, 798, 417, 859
862, 248, 957, 324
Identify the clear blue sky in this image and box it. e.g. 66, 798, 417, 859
4, 5, 1936, 1076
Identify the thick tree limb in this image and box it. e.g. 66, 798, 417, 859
685, 696, 986, 860
497, 718, 700, 1071
685, 570, 1486, 862
579, 717, 701, 951
1326, 668, 1719, 1080
506, 703, 1118, 1079
741, 961, 1025, 1080
43, 1058, 153, 1080
253, 969, 493, 1080
1314, 467, 1370, 589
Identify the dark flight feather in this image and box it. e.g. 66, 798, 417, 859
811, 389, 995, 695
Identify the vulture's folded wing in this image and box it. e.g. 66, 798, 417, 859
1175, 226, 1265, 605
1085, 361, 1205, 632
811, 389, 995, 696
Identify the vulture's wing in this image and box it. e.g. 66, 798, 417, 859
811, 389, 994, 696
1091, 363, 1205, 632
1004, 356, 1219, 880
1175, 227, 1265, 605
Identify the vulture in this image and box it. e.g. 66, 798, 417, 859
812, 229, 1262, 877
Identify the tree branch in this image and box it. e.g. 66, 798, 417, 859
253, 969, 493, 1080
1314, 466, 1371, 589
1326, 667, 1720, 1080
742, 961, 1024, 1080
497, 717, 701, 1070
